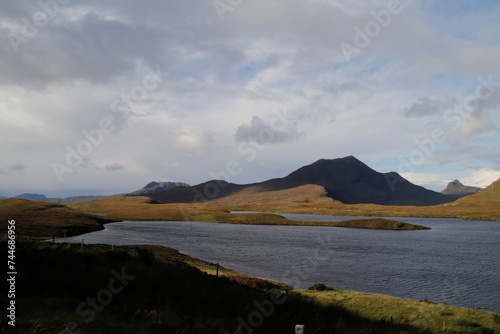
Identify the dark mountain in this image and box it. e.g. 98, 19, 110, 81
15, 193, 47, 200
148, 180, 244, 203
149, 156, 454, 206
261, 156, 451, 206
127, 181, 190, 196
441, 179, 482, 199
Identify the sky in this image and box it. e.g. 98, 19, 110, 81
0, 0, 499, 198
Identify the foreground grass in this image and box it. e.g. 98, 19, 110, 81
2, 241, 497, 333
302, 289, 500, 334
3, 241, 430, 334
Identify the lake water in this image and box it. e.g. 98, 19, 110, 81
62, 213, 500, 313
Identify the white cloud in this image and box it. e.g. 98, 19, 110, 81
462, 169, 500, 189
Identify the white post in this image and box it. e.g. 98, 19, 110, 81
295, 324, 305, 334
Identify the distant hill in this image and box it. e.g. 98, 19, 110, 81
2, 181, 188, 205
149, 156, 454, 206
15, 193, 48, 200
127, 181, 190, 196
46, 195, 123, 204
441, 179, 482, 199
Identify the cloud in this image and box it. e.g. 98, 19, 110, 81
404, 97, 451, 118
105, 163, 124, 171
8, 163, 25, 171
234, 115, 301, 145
459, 84, 500, 137
462, 168, 500, 188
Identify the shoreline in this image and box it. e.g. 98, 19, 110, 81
57, 239, 499, 316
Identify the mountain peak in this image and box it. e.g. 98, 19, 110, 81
441, 179, 481, 198
144, 181, 161, 189
128, 181, 190, 196
273, 156, 450, 206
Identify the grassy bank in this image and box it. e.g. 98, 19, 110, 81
302, 289, 500, 334
2, 241, 497, 333
3, 241, 428, 334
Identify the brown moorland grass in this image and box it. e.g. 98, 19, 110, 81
208, 184, 337, 205
0, 198, 115, 238
1, 196, 431, 241
69, 197, 429, 229
228, 193, 500, 221
68, 196, 185, 221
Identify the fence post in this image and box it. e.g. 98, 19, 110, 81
295, 324, 305, 334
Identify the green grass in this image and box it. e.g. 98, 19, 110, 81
301, 290, 499, 334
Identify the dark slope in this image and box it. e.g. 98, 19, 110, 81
149, 156, 454, 206
127, 181, 190, 196
148, 181, 244, 203
261, 156, 452, 206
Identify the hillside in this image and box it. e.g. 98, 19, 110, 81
149, 156, 453, 206
456, 178, 500, 204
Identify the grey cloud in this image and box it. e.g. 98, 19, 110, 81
404, 97, 448, 118
235, 115, 300, 144
8, 163, 25, 171
477, 85, 500, 110
0, 5, 181, 87
105, 163, 124, 171
430, 145, 500, 171
459, 86, 500, 137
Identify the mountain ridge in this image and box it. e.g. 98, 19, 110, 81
126, 181, 190, 196
148, 156, 455, 206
